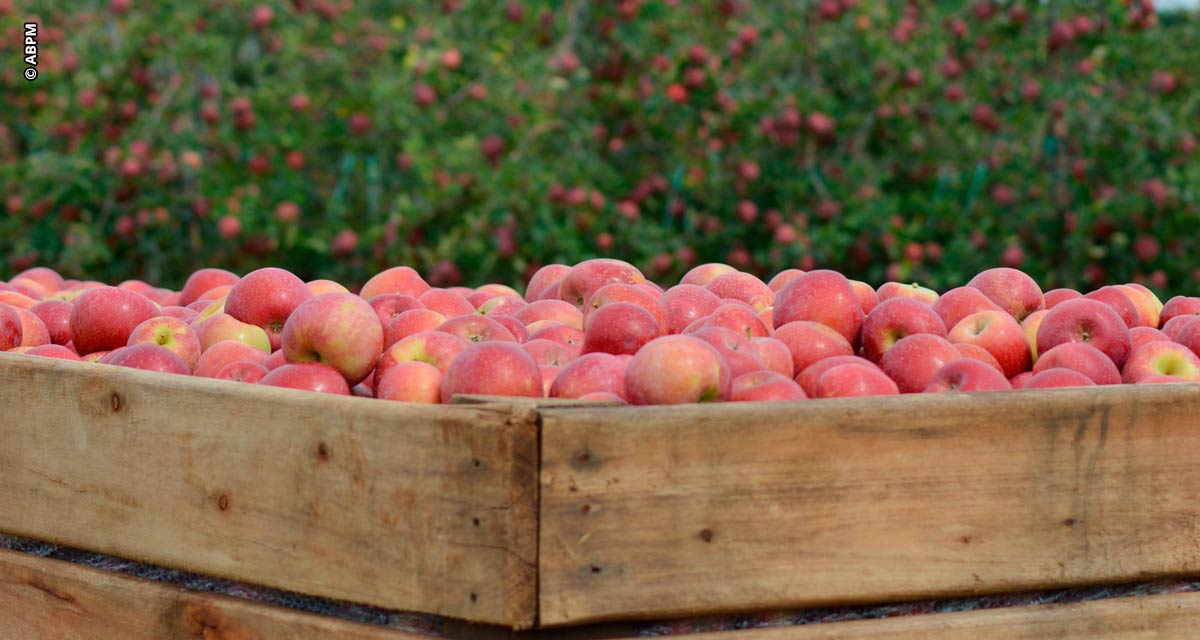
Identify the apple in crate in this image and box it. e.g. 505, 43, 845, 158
624, 335, 731, 405
225, 267, 312, 351
731, 371, 807, 402
101, 344, 190, 375
878, 334, 962, 393
69, 286, 158, 355
860, 297, 946, 363
966, 267, 1045, 321
194, 313, 271, 354
376, 361, 442, 403
659, 284, 722, 334
30, 300, 72, 345
260, 362, 352, 395
1121, 341, 1200, 383
282, 293, 383, 386
128, 316, 202, 372
932, 287, 1004, 336
924, 359, 1011, 393
0, 303, 23, 350
14, 308, 50, 347
360, 266, 431, 300
215, 360, 270, 383
582, 302, 664, 356
812, 363, 899, 398
178, 268, 240, 307
1024, 368, 1096, 389
549, 352, 631, 401
194, 340, 269, 378
26, 344, 81, 361
1032, 343, 1121, 385
947, 310, 1030, 378
440, 342, 542, 403
772, 321, 853, 374
1036, 298, 1132, 368
773, 270, 864, 344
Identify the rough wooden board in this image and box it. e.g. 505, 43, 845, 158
0, 548, 423, 640
539, 386, 1200, 626
613, 592, 1200, 639
0, 354, 538, 628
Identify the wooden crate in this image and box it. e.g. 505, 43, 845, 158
6, 349, 1200, 637
0, 354, 538, 628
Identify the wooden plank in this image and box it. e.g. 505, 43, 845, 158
602, 591, 1200, 639
0, 548, 420, 640
0, 354, 538, 628
539, 386, 1200, 626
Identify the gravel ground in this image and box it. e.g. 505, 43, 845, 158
5, 532, 1198, 637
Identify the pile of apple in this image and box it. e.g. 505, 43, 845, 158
1, 260, 1198, 405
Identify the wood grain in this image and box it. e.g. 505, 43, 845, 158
539, 386, 1200, 626
0, 354, 538, 628
0, 548, 422, 640
614, 592, 1200, 639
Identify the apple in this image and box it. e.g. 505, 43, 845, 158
194, 313, 272, 353
556, 259, 647, 309
1168, 317, 1200, 360
1130, 326, 1170, 350
1043, 288, 1083, 308
441, 342, 543, 402
524, 264, 570, 302
224, 267, 313, 351
848, 280, 879, 315
376, 361, 442, 403
1121, 341, 1200, 383
81, 351, 109, 362
947, 310, 1030, 378
30, 300, 72, 345
954, 343, 1004, 373
795, 355, 882, 397
967, 267, 1045, 321
685, 302, 769, 339
705, 272, 774, 311
127, 316, 202, 371
417, 288, 475, 317
263, 349, 286, 370
514, 299, 583, 329
1036, 298, 1132, 368
25, 344, 81, 360
752, 336, 795, 378
813, 363, 900, 398
0, 291, 38, 308
1160, 296, 1200, 327
582, 302, 664, 356
197, 284, 235, 303
178, 268, 240, 306
1032, 342, 1121, 385
488, 314, 529, 343
773, 270, 864, 345
1083, 286, 1140, 329
549, 352, 632, 400
731, 370, 807, 402
376, 331, 471, 387
384, 309, 448, 347
281, 293, 383, 385
0, 304, 23, 350
577, 391, 626, 403
878, 334, 962, 393
932, 287, 1004, 330
259, 362, 352, 395
539, 365, 559, 396
101, 344, 190, 375
924, 358, 1012, 393
69, 286, 159, 355
304, 279, 348, 297
1009, 371, 1033, 389
475, 294, 527, 318
1024, 368, 1097, 389
767, 269, 805, 292
772, 320, 853, 373
1162, 315, 1196, 341
584, 284, 668, 333
680, 263, 737, 287
527, 322, 586, 349
1022, 309, 1048, 363
877, 281, 939, 305
1113, 284, 1160, 328
523, 338, 579, 367
9, 277, 48, 299
360, 266, 431, 300
214, 360, 270, 383
660, 285, 723, 334
367, 294, 424, 327
689, 326, 767, 378
158, 305, 200, 323
193, 340, 270, 378
14, 267, 65, 292
437, 314, 517, 343
860, 298, 946, 363
624, 335, 732, 404
14, 308, 50, 347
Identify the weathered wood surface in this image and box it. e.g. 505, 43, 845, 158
615, 592, 1200, 639
0, 548, 424, 639
539, 386, 1200, 625
0, 354, 538, 628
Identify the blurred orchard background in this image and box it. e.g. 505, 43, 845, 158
1, 0, 1198, 293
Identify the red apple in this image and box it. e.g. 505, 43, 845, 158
689, 326, 766, 378
525, 264, 570, 301
263, 349, 286, 371
1122, 341, 1200, 383
772, 320, 854, 373
752, 336, 795, 378
475, 294, 527, 318
1083, 286, 1140, 329
954, 343, 1004, 373
194, 313, 271, 353
523, 338, 579, 367
549, 352, 632, 400
1130, 326, 1170, 350
1036, 298, 1132, 368
260, 362, 352, 395
81, 350, 109, 363
582, 302, 664, 356
848, 280, 879, 316
685, 301, 769, 339
557, 259, 647, 309
660, 285, 723, 334
384, 309, 448, 347
178, 268, 240, 306
215, 360, 270, 383
437, 314, 517, 343
1162, 315, 1196, 341
577, 391, 626, 403
1169, 317, 1200, 360
795, 355, 882, 397
584, 284, 668, 333
158, 305, 200, 323
877, 281, 939, 305
376, 361, 442, 403
367, 294, 424, 327
624, 335, 732, 405
1160, 296, 1200, 327
878, 333, 961, 393
360, 266, 431, 300
417, 289, 474, 318
30, 300, 72, 345
1022, 309, 1048, 364
1114, 284, 1160, 328
14, 267, 65, 292
0, 291, 38, 309
441, 342, 542, 402
860, 298, 946, 363
1043, 288, 1082, 308
947, 310, 1030, 378
306, 279, 349, 297
69, 286, 158, 355
773, 270, 864, 345
225, 267, 313, 350
924, 358, 1012, 393
193, 340, 270, 377
967, 268, 1044, 321
1032, 342, 1121, 385
680, 263, 737, 287
1009, 371, 1034, 389
101, 344, 190, 375
282, 293, 384, 385
14, 308, 49, 347
514, 299, 583, 329
0, 303, 23, 350
489, 314, 529, 343
932, 286, 1004, 331
538, 365, 559, 396
705, 272, 774, 311
813, 363, 899, 398
25, 344, 81, 361
1024, 368, 1096, 389
527, 322, 586, 349
767, 269, 806, 292
376, 331, 470, 385
128, 316, 202, 371
731, 370, 808, 402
